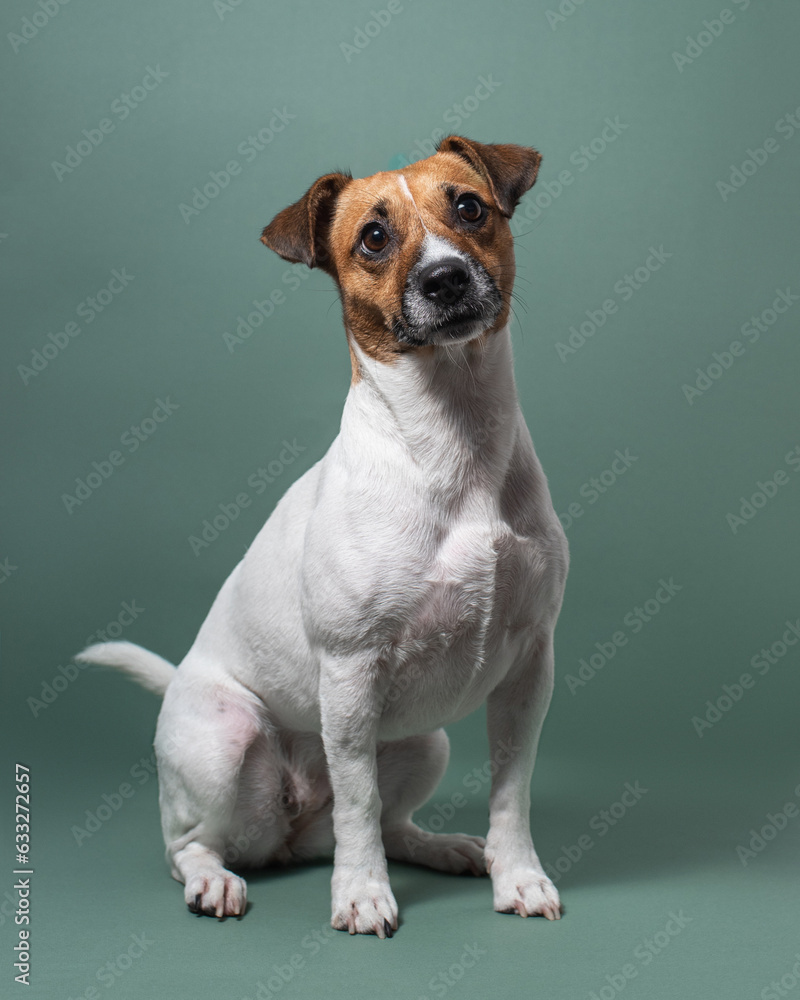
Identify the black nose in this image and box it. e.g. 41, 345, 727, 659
419, 258, 470, 304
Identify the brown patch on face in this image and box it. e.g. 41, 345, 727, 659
405, 151, 519, 338
260, 138, 541, 379
436, 136, 541, 218
326, 171, 426, 367
328, 151, 521, 368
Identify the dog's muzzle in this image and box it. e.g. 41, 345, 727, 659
394, 240, 502, 347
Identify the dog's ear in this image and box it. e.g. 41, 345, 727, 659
436, 136, 541, 218
260, 172, 352, 275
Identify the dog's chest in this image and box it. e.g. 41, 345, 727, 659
378, 517, 541, 734
414, 520, 523, 636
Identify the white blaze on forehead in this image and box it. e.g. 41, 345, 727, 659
397, 173, 429, 232
397, 173, 416, 205
397, 173, 466, 266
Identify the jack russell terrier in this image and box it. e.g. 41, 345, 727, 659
79, 135, 569, 937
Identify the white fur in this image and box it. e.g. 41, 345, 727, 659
397, 173, 423, 222
418, 231, 467, 266
77, 641, 175, 695
81, 320, 568, 932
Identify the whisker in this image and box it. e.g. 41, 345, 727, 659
511, 218, 547, 241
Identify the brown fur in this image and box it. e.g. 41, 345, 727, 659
260, 138, 541, 381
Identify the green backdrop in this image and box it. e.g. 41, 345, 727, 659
2, 0, 799, 997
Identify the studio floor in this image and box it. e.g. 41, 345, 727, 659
9, 700, 800, 1000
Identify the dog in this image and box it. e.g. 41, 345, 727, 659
79, 135, 569, 937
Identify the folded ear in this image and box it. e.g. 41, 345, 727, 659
260, 172, 352, 275
436, 136, 541, 218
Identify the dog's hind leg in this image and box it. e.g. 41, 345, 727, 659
379, 729, 487, 876
284, 731, 487, 875
155, 668, 289, 917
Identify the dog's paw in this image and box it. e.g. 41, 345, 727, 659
185, 870, 247, 918
386, 827, 487, 876
491, 868, 562, 921
421, 832, 488, 876
331, 876, 398, 938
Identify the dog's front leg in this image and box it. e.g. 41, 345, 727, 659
484, 637, 562, 920
319, 658, 398, 938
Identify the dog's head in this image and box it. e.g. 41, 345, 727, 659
260, 136, 540, 364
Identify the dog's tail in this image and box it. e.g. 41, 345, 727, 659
75, 641, 176, 696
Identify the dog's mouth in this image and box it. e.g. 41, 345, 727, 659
395, 265, 503, 347
391, 307, 498, 347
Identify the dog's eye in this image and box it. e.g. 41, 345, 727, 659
361, 224, 389, 253
456, 196, 484, 224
